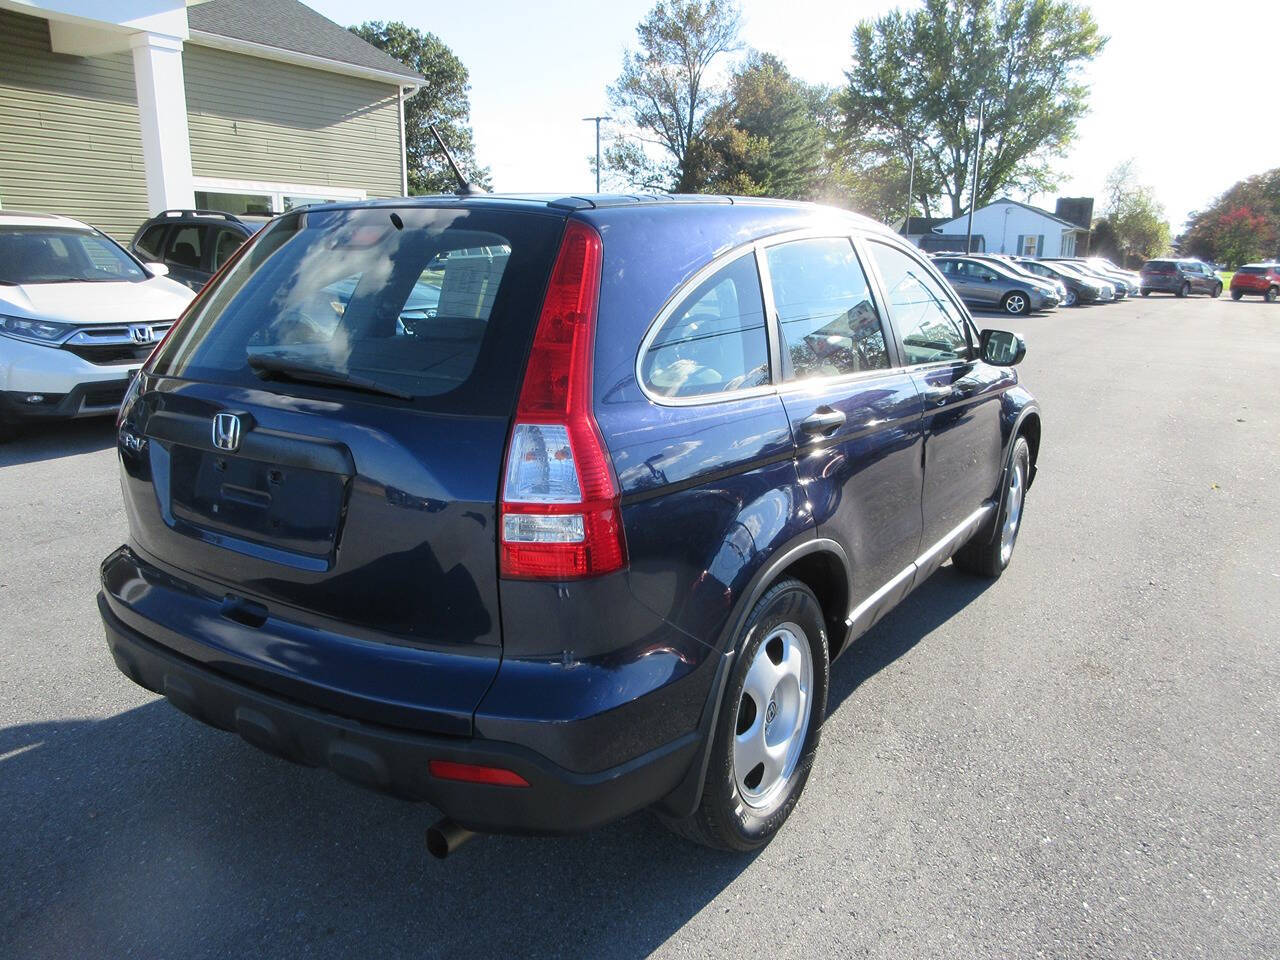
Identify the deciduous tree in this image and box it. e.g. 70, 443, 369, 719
603, 0, 742, 191
350, 21, 491, 194
841, 0, 1106, 218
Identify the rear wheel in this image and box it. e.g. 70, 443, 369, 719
1141, 289, 1150, 297
953, 436, 1031, 579
1064, 288, 1078, 307
1177, 281, 1190, 298
1001, 291, 1030, 315
660, 578, 829, 851
1267, 286, 1279, 303
1212, 283, 1222, 298
1231, 289, 1243, 301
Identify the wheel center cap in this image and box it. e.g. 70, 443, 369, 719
765, 699, 778, 726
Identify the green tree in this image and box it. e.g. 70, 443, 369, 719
1093, 160, 1170, 264
693, 53, 826, 198
842, 0, 1107, 218
603, 0, 742, 191
1213, 208, 1276, 268
1181, 168, 1280, 263
349, 21, 490, 193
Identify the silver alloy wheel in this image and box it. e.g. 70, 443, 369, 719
1065, 288, 1078, 307
1005, 293, 1026, 314
1000, 460, 1025, 564
734, 623, 813, 814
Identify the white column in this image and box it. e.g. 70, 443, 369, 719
130, 32, 195, 213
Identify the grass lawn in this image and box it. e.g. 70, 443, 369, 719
1218, 271, 1234, 288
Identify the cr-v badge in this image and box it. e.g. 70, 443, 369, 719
212, 412, 242, 452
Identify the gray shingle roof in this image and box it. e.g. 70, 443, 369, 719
188, 0, 423, 83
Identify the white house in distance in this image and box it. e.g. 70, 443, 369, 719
933, 198, 1091, 258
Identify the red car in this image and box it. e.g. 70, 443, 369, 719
1230, 263, 1280, 302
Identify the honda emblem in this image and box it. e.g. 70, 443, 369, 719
129, 324, 153, 344
212, 412, 242, 452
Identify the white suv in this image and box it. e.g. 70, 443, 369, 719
0, 212, 194, 440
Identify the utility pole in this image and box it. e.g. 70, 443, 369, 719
904, 146, 915, 230
582, 115, 611, 193
965, 102, 984, 254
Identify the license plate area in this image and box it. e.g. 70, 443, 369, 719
168, 445, 347, 559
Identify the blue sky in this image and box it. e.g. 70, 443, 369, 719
308, 0, 1275, 230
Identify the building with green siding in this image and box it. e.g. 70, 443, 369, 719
0, 0, 423, 239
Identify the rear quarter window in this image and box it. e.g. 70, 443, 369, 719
640, 252, 769, 400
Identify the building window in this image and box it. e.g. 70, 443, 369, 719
192, 179, 366, 217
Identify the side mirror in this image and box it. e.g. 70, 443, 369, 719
145, 262, 170, 277
979, 328, 1025, 366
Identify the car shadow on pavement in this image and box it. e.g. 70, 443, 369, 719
828, 564, 994, 712
2, 566, 990, 960
0, 703, 759, 960
0, 418, 116, 468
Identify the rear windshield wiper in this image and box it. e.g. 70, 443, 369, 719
247, 353, 413, 401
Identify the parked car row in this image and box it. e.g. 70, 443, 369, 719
931, 249, 1271, 312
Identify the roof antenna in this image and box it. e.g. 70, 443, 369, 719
428, 123, 485, 196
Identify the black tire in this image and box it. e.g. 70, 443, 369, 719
1267, 287, 1279, 304
1212, 283, 1222, 298
953, 436, 1031, 579
660, 578, 829, 852
1141, 289, 1150, 297
1000, 291, 1031, 316
1177, 281, 1190, 298
1064, 288, 1078, 307
1231, 289, 1243, 301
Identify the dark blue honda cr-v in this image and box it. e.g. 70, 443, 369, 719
100, 195, 1040, 854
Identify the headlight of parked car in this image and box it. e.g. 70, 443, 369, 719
0, 314, 76, 344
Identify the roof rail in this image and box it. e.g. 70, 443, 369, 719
155, 209, 244, 223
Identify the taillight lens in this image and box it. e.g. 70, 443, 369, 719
499, 220, 627, 580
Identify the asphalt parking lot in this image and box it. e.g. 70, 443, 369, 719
2, 293, 1277, 959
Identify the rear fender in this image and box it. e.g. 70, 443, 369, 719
653, 536, 849, 819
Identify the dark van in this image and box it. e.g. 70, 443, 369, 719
100, 195, 1040, 854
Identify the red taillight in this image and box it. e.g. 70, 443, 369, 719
499, 219, 627, 580
428, 760, 530, 787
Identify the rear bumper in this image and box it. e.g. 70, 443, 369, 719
1141, 277, 1180, 293
99, 592, 701, 834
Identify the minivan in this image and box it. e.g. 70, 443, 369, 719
100, 195, 1041, 854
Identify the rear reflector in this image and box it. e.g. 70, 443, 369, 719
499, 219, 627, 580
428, 760, 530, 787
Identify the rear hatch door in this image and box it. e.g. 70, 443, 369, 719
116, 205, 564, 733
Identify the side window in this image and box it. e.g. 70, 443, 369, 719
167, 226, 203, 269
212, 229, 245, 270
641, 253, 769, 399
764, 237, 889, 380
867, 242, 970, 366
136, 225, 167, 260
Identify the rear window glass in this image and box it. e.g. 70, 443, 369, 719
1237, 266, 1266, 275
1144, 261, 1174, 271
150, 206, 563, 414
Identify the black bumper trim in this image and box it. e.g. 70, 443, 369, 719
99, 593, 699, 835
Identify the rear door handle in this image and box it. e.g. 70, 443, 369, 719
798, 406, 846, 437
924, 385, 954, 405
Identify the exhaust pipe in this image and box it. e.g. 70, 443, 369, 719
426, 818, 475, 859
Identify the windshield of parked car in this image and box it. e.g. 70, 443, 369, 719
149, 206, 562, 413
0, 227, 147, 285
